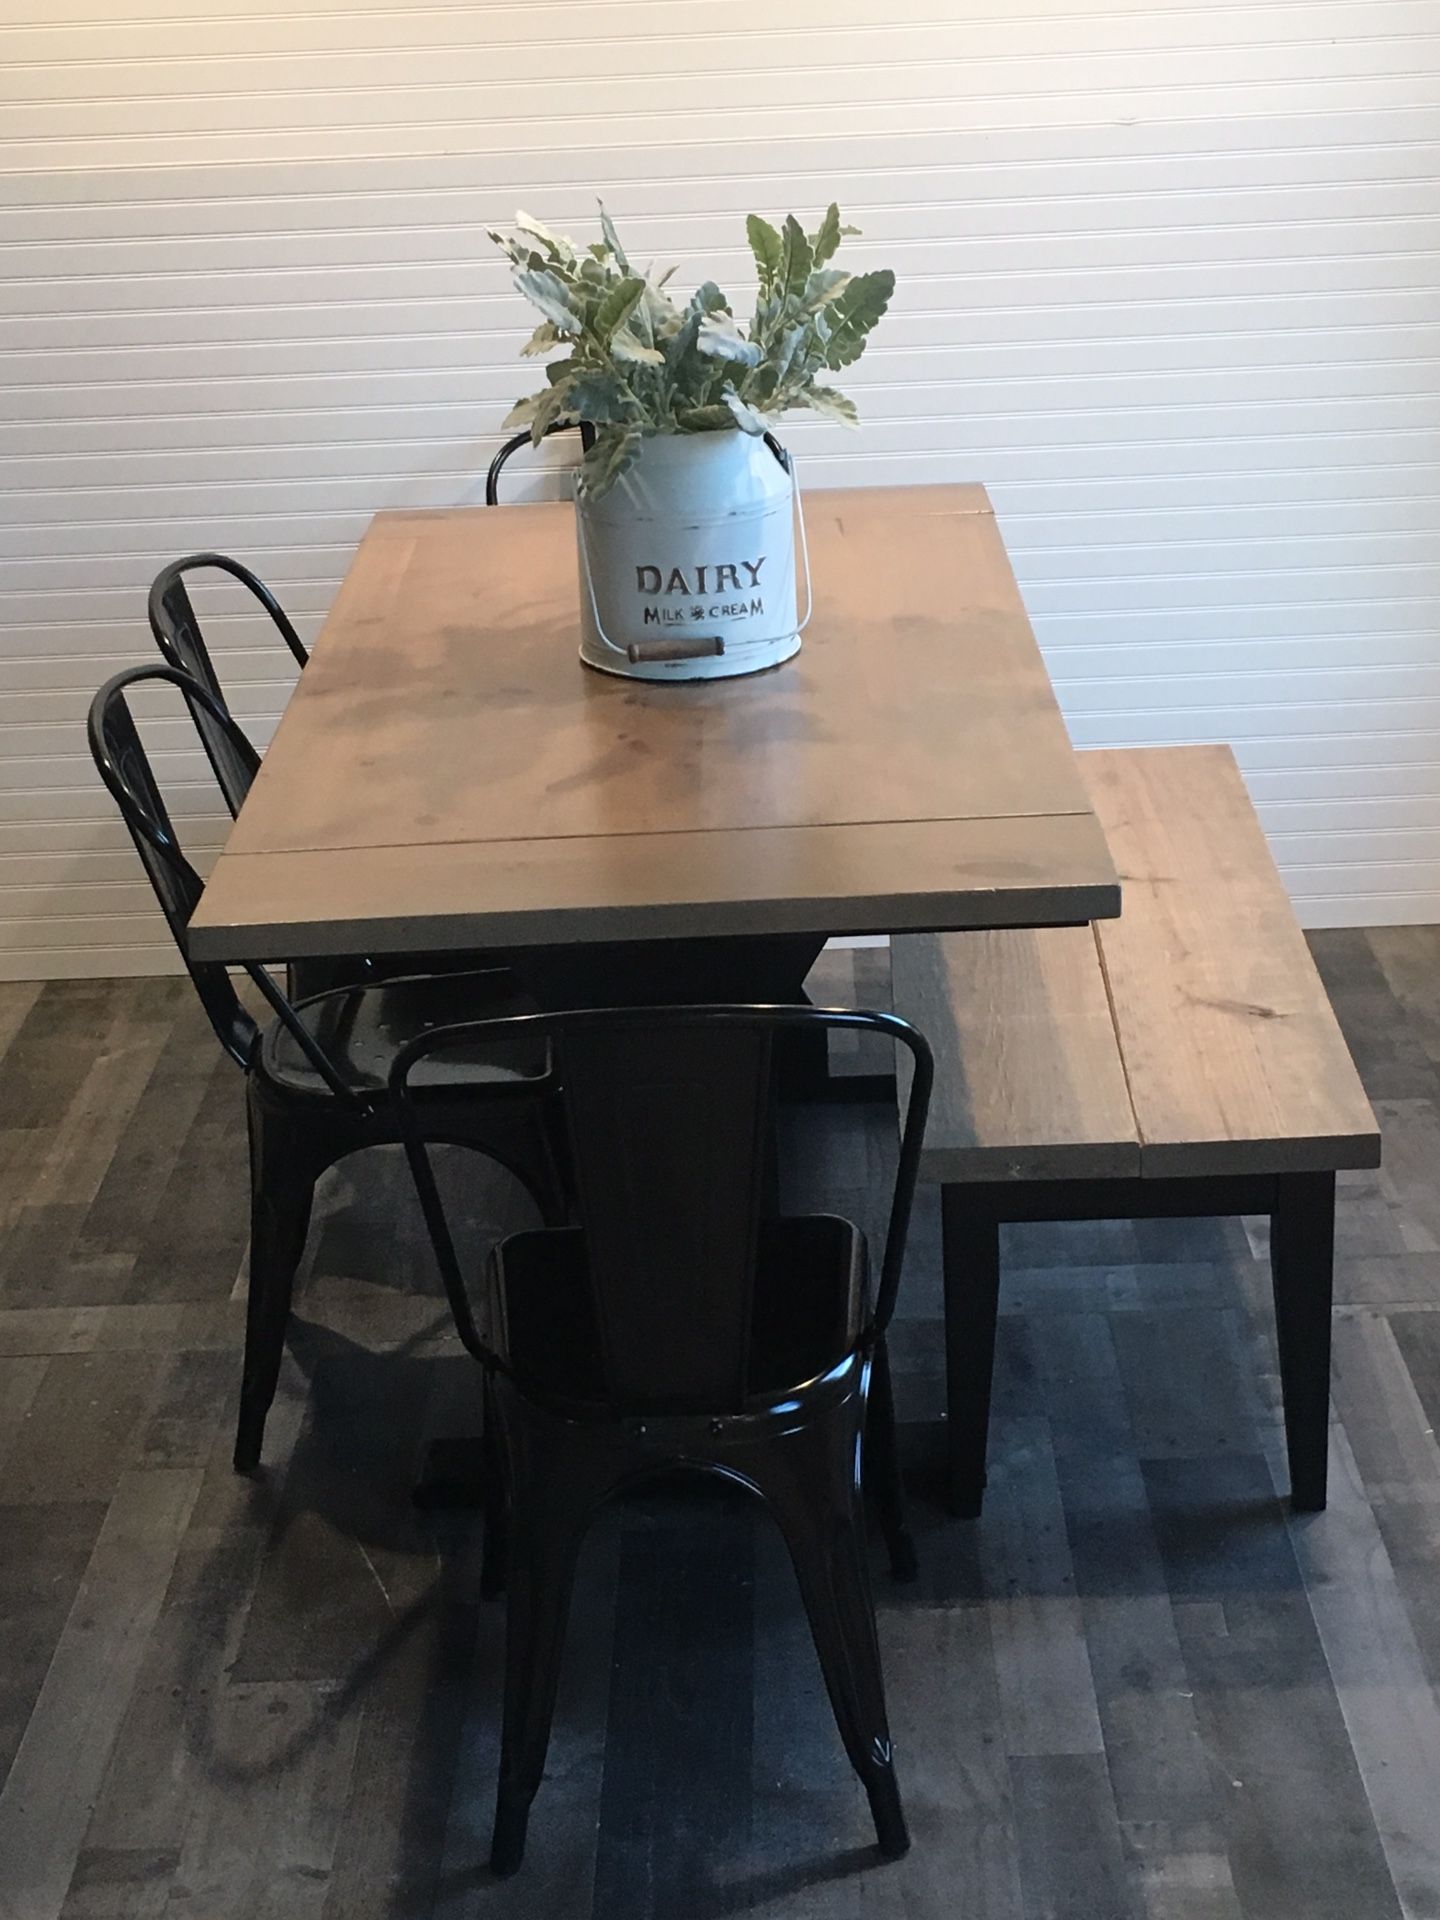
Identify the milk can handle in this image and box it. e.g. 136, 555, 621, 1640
575, 511, 716, 663
574, 453, 811, 662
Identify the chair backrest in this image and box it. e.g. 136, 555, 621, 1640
88, 665, 359, 1100
393, 1004, 933, 1413
147, 554, 308, 817
485, 422, 597, 506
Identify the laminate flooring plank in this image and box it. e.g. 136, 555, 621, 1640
160, 1679, 360, 1920
0, 1501, 106, 1783
0, 982, 115, 1134
124, 1053, 250, 1308
1373, 1100, 1440, 1254
1356, 927, 1440, 1080
980, 1414, 1107, 1760
1110, 1310, 1257, 1463
1010, 1753, 1140, 1920
1333, 1251, 1440, 1310
0, 1309, 106, 1359
1330, 1310, 1440, 1499
0, 1349, 165, 1505
744, 1516, 872, 1920
318, 1519, 481, 1920
0, 1468, 201, 1920
0, 981, 43, 1061
17, 982, 178, 1221
1282, 1422, 1440, 1919
592, 1499, 755, 1920
1305, 929, 1440, 1102
135, 1347, 235, 1472
1387, 1311, 1440, 1454
1148, 1455, 1404, 1920
877, 1604, 1028, 1920
78, 1504, 280, 1862
73, 1006, 223, 1268
55, 1849, 178, 1920
231, 1339, 446, 1687
1029, 1309, 1136, 1463
0, 1354, 46, 1482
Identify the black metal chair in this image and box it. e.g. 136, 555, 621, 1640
485, 421, 596, 505
148, 553, 308, 817
89, 663, 564, 1474
393, 1002, 934, 1877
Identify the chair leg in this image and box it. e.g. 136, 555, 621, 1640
1269, 1170, 1336, 1513
489, 1406, 610, 1878
480, 1371, 510, 1602
867, 1338, 918, 1582
234, 1095, 319, 1474
740, 1406, 909, 1859
941, 1186, 1001, 1519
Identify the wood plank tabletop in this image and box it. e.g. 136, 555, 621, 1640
189, 482, 1119, 961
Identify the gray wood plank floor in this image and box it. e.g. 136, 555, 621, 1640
1, 930, 1438, 1918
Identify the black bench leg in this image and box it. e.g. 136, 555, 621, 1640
1269, 1170, 1336, 1513
941, 1187, 1001, 1519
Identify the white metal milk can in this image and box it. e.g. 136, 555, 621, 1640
575, 430, 810, 682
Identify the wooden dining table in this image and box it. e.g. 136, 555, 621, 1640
189, 481, 1119, 1016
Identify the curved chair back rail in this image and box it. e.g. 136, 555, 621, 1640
147, 552, 308, 816
88, 664, 360, 1097
484, 421, 597, 507
393, 1002, 933, 1402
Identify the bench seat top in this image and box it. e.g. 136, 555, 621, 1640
893, 745, 1381, 1184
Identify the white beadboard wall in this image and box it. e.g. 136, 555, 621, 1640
2, 0, 1439, 977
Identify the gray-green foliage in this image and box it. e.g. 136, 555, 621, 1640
489, 205, 894, 495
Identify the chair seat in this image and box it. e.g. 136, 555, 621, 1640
262, 969, 549, 1097
492, 1215, 867, 1404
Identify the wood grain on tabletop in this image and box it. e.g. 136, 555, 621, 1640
189, 485, 1119, 960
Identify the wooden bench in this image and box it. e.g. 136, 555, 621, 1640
892, 744, 1380, 1518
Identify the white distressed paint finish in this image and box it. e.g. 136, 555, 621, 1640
1, 0, 1437, 976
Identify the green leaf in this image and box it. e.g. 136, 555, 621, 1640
801, 384, 859, 425
803, 269, 852, 312
810, 203, 861, 268
529, 378, 575, 445
721, 386, 767, 435
611, 331, 665, 365
697, 311, 761, 367
811, 203, 842, 268
598, 202, 630, 270
779, 214, 813, 298
516, 268, 584, 334
690, 280, 729, 317
594, 274, 646, 342
514, 210, 573, 260
566, 373, 633, 423
578, 426, 642, 498
501, 392, 541, 430
675, 403, 737, 433
821, 269, 894, 369
520, 320, 561, 357
746, 213, 784, 289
